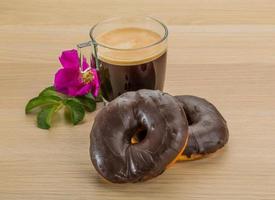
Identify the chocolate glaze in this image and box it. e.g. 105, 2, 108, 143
90, 90, 188, 183
175, 95, 229, 158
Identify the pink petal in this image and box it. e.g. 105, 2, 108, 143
82, 57, 89, 71
68, 84, 92, 96
90, 68, 100, 97
67, 86, 80, 96
54, 68, 81, 95
91, 83, 100, 97
59, 49, 79, 69
91, 56, 96, 68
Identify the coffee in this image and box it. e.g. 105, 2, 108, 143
94, 27, 167, 101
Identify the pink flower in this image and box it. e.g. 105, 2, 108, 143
54, 49, 100, 97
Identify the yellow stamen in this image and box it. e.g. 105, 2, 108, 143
82, 70, 94, 84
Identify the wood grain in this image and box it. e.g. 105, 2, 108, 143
0, 0, 275, 199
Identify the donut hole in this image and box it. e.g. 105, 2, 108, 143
186, 113, 194, 125
131, 126, 147, 144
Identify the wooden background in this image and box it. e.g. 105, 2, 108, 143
1, 0, 275, 199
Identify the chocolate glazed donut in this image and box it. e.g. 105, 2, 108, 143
175, 95, 229, 160
90, 90, 189, 183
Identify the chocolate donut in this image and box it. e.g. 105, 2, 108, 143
90, 90, 189, 183
175, 95, 229, 160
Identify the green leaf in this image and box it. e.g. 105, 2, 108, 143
37, 105, 60, 129
39, 86, 56, 96
25, 95, 62, 114
39, 86, 64, 98
76, 94, 96, 112
64, 99, 85, 125
84, 92, 94, 100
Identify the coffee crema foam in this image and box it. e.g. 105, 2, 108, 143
95, 27, 167, 66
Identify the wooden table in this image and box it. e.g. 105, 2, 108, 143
1, 0, 275, 199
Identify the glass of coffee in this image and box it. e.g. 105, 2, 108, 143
78, 16, 168, 101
